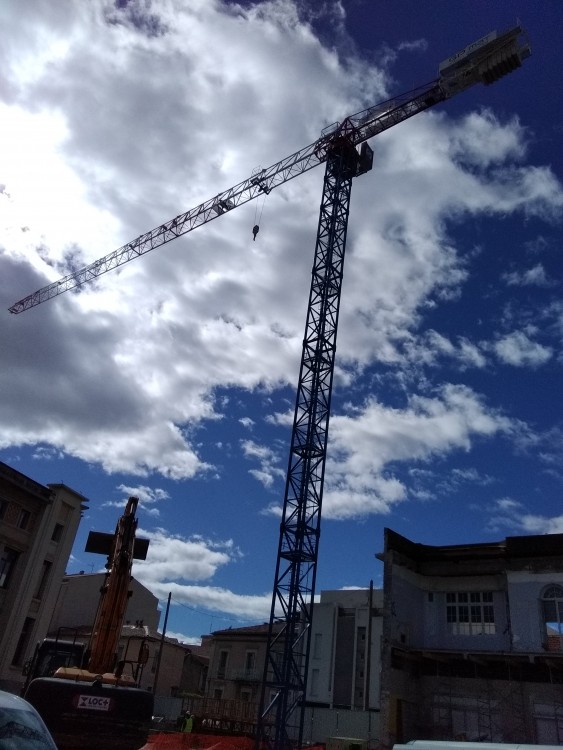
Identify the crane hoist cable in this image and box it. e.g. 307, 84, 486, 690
253, 191, 267, 241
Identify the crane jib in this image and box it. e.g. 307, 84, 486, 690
8, 25, 529, 315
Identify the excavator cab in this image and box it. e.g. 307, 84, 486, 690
22, 631, 86, 695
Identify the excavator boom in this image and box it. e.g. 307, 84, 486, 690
87, 497, 140, 674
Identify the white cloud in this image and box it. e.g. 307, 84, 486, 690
163, 630, 202, 647
241, 439, 285, 487
398, 39, 428, 54
493, 331, 552, 367
132, 524, 272, 621
149, 582, 272, 623
0, 0, 561, 488
503, 263, 553, 287
134, 528, 239, 584
403, 330, 487, 370
317, 384, 515, 519
486, 496, 563, 536
98, 485, 171, 516
115, 484, 170, 505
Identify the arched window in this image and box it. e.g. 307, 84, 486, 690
542, 585, 563, 651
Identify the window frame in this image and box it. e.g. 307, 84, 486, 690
541, 584, 563, 651
34, 560, 52, 600
51, 523, 64, 543
17, 508, 31, 530
446, 591, 496, 635
0, 547, 20, 589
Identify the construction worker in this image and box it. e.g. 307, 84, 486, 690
181, 713, 194, 733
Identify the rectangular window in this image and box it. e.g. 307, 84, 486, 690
18, 509, 31, 530
0, 547, 19, 588
313, 633, 322, 659
34, 560, 52, 599
12, 617, 34, 666
310, 668, 320, 696
51, 523, 64, 542
446, 591, 496, 635
244, 651, 256, 674
150, 648, 159, 673
217, 650, 228, 678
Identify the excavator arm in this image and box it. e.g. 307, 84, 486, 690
87, 497, 141, 675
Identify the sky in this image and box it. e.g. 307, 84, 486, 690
1, 0, 562, 645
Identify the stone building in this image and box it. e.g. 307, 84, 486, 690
207, 623, 271, 705
0, 460, 87, 692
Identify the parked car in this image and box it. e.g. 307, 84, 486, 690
0, 689, 58, 749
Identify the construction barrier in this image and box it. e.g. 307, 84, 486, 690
142, 734, 325, 750
141, 733, 256, 750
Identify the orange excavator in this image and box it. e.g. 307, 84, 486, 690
25, 497, 154, 750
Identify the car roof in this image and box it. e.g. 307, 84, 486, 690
0, 690, 31, 710
0, 689, 58, 748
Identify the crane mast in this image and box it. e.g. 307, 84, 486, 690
9, 22, 530, 750
256, 133, 373, 750
255, 25, 530, 750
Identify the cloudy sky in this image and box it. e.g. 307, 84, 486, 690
1, 0, 562, 644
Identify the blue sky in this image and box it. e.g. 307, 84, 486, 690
1, 0, 562, 644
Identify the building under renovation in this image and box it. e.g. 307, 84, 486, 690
378, 528, 563, 746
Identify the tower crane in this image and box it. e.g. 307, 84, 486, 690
10, 24, 530, 750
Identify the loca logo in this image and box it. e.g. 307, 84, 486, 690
74, 694, 113, 711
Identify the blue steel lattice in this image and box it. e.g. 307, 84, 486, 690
257, 140, 371, 750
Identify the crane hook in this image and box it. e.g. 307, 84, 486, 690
252, 224, 259, 241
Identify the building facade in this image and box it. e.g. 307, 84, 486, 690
302, 588, 383, 745
0, 461, 87, 692
378, 528, 563, 746
207, 623, 271, 705
201, 590, 383, 743
306, 588, 383, 711
49, 571, 160, 633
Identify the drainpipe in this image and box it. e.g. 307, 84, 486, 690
153, 592, 171, 695
364, 580, 373, 711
